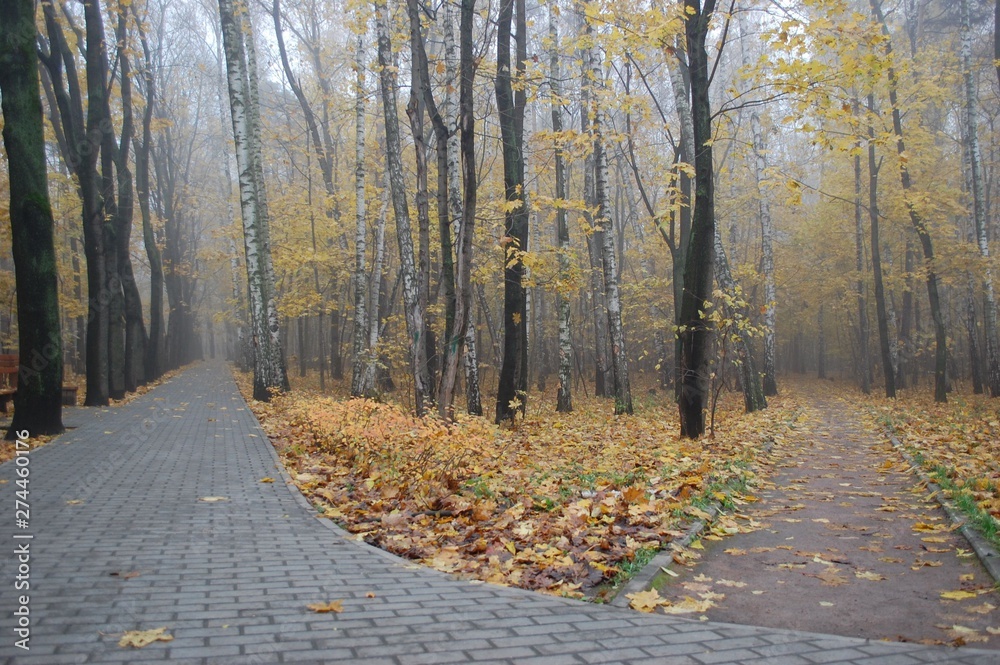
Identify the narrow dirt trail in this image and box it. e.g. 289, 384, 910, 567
657, 389, 1000, 647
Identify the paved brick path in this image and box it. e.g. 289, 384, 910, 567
0, 362, 996, 664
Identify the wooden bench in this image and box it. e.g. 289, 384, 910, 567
0, 355, 78, 412
0, 354, 17, 414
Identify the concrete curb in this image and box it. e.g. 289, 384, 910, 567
885, 428, 1000, 585
609, 439, 776, 608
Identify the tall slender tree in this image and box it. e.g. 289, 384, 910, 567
549, 2, 573, 413
678, 0, 718, 438
218, 0, 289, 400
960, 0, 1000, 397
0, 0, 65, 437
495, 0, 530, 423
869, 0, 947, 403
374, 0, 433, 415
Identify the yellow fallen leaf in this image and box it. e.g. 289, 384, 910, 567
855, 570, 885, 581
689, 539, 704, 550
941, 590, 978, 601
118, 628, 173, 648
661, 596, 714, 614
724, 548, 747, 556
627, 588, 666, 613
716, 579, 747, 588
198, 496, 228, 502
941, 624, 989, 643
259, 477, 275, 483
987, 627, 1000, 635
913, 522, 946, 533
819, 601, 834, 607
960, 574, 974, 582
307, 600, 344, 613
921, 536, 948, 543
966, 603, 995, 615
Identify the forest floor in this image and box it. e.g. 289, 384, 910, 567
232, 369, 1000, 646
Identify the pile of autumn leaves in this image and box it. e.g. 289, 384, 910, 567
249, 386, 799, 598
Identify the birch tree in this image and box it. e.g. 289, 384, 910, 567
590, 33, 633, 414
960, 0, 1000, 397
218, 0, 289, 401
550, 3, 573, 413
374, 0, 433, 415
350, 28, 372, 397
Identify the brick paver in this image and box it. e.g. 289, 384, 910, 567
0, 362, 995, 664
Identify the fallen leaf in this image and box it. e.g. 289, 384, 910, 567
260, 477, 275, 483
812, 568, 848, 586
627, 588, 667, 612
118, 628, 172, 648
819, 601, 834, 607
940, 624, 989, 643
941, 590, 978, 601
198, 496, 229, 503
855, 570, 885, 581
716, 579, 747, 588
966, 603, 995, 615
307, 600, 344, 613
661, 596, 714, 614
724, 548, 747, 556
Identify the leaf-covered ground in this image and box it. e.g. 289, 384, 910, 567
861, 390, 1000, 546
243, 375, 801, 598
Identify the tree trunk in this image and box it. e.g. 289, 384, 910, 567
750, 110, 778, 396
870, 0, 947, 402
438, 0, 478, 420
961, 0, 1000, 396
494, 0, 529, 423
966, 276, 985, 394
40, 0, 110, 406
134, 14, 166, 381
867, 94, 896, 399
218, 0, 289, 401
578, 30, 610, 399
713, 231, 766, 413
678, 0, 718, 438
590, 39, 632, 415
550, 4, 573, 413
114, 9, 148, 393
852, 115, 872, 394
0, 0, 65, 437
374, 0, 432, 415
350, 31, 372, 398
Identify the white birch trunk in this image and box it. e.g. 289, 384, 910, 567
218, 0, 288, 401
750, 110, 778, 396
374, 0, 431, 415
961, 0, 1000, 396
550, 3, 573, 412
350, 30, 371, 397
591, 39, 632, 415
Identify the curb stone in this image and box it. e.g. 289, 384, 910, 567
885, 428, 1000, 585
609, 439, 775, 608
